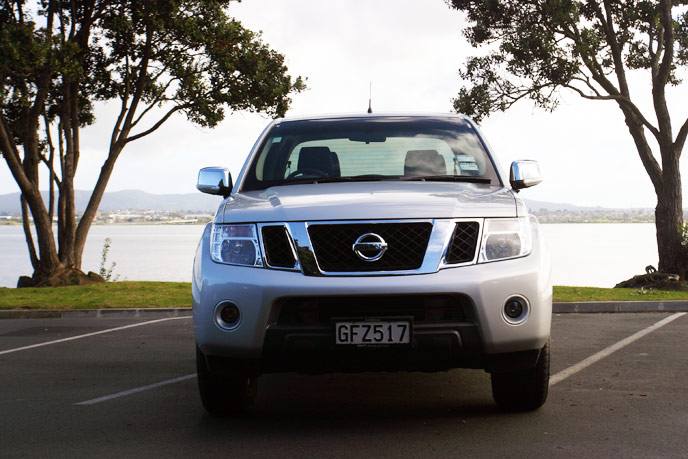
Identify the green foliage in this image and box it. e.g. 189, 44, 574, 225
98, 237, 118, 281
91, 1, 304, 125
448, 0, 688, 121
0, 1, 304, 139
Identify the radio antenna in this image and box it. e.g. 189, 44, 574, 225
367, 81, 373, 114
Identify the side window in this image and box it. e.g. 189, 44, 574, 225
254, 136, 288, 181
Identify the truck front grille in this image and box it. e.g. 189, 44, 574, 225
261, 225, 297, 269
308, 222, 432, 272
445, 221, 480, 264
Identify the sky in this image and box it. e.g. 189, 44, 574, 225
1, 0, 686, 208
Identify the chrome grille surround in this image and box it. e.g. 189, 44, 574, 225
257, 223, 300, 271
277, 219, 483, 277
445, 221, 481, 264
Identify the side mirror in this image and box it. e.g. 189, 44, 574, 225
197, 167, 232, 197
510, 160, 543, 191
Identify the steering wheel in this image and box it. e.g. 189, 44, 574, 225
287, 168, 328, 179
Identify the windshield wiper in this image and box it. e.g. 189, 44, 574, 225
400, 175, 491, 184
314, 174, 392, 183
280, 175, 394, 185
278, 174, 491, 186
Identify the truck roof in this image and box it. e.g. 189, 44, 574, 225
274, 112, 469, 124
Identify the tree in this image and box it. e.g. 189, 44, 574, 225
0, 0, 304, 286
449, 0, 688, 278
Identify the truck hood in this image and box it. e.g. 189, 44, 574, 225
219, 182, 517, 223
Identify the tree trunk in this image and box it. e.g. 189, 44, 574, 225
58, 86, 78, 268
20, 188, 66, 285
654, 150, 687, 279
73, 146, 123, 268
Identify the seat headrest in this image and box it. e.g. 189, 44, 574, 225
327, 150, 340, 176
298, 147, 340, 177
404, 150, 446, 176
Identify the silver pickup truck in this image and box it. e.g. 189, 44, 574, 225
193, 113, 552, 416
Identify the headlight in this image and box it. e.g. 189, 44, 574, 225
210, 224, 263, 267
478, 217, 532, 262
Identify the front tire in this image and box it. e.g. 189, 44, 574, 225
196, 346, 257, 416
491, 342, 550, 412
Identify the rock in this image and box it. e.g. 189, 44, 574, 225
16, 276, 34, 288
615, 271, 686, 290
86, 271, 106, 283
17, 268, 107, 288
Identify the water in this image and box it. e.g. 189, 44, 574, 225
541, 223, 658, 287
0, 223, 658, 288
0, 225, 204, 288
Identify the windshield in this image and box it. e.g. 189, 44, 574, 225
241, 116, 500, 191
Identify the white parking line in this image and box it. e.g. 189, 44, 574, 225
550, 312, 686, 386
75, 373, 197, 406
0, 316, 191, 356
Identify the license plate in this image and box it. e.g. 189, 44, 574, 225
335, 321, 411, 345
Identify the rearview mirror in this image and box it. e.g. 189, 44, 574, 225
510, 160, 543, 191
197, 167, 232, 197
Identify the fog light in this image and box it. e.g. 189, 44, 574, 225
503, 296, 528, 324
215, 301, 240, 329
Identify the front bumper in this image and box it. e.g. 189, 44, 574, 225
192, 223, 552, 370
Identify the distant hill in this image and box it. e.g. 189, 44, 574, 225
522, 199, 607, 212
0, 190, 223, 215
0, 189, 649, 216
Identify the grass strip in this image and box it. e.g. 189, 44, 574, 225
0, 281, 191, 309
1, 282, 688, 310
553, 286, 688, 302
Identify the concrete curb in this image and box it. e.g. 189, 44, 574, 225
0, 308, 192, 320
552, 301, 688, 313
2, 301, 688, 319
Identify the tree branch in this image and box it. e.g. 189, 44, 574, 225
129, 77, 180, 127
37, 152, 62, 186
565, 24, 621, 97
125, 105, 186, 143
75, 22, 155, 257
558, 18, 667, 148
43, 112, 58, 220
0, 115, 34, 193
599, 0, 631, 96
109, 2, 132, 151
564, 84, 661, 140
675, 118, 688, 156
570, 75, 604, 97
20, 196, 39, 270
650, 0, 675, 146
648, 19, 660, 75
117, 24, 154, 143
656, 0, 674, 86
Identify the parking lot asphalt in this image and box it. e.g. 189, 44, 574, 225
1, 313, 687, 458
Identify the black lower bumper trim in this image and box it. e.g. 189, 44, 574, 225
259, 322, 488, 373
205, 323, 542, 375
